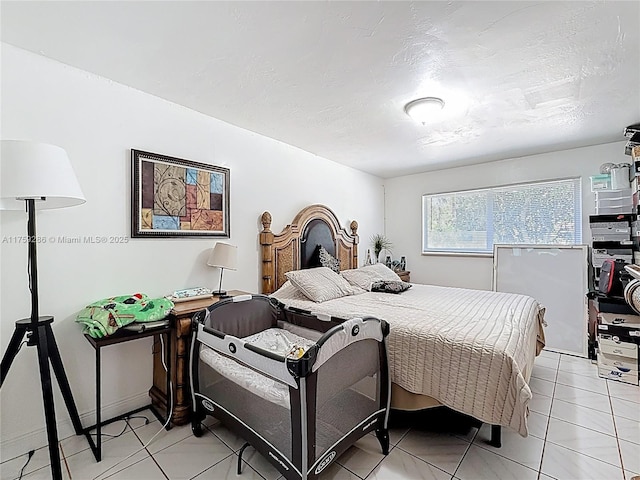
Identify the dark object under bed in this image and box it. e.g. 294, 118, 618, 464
189, 294, 391, 480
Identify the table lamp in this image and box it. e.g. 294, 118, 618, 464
207, 242, 237, 296
0, 140, 86, 480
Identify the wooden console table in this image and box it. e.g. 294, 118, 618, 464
149, 290, 248, 425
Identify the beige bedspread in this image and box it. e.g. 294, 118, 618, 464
272, 283, 545, 436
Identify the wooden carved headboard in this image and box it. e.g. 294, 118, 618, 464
259, 204, 359, 294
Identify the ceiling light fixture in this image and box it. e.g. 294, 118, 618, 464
404, 97, 445, 124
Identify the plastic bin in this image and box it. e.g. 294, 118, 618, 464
591, 174, 611, 191
595, 189, 632, 200
595, 205, 634, 215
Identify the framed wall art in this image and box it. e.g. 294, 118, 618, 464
131, 149, 230, 238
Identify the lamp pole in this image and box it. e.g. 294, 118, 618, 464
28, 199, 40, 323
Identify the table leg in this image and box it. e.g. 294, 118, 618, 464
96, 346, 101, 461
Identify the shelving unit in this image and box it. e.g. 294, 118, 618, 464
587, 146, 640, 383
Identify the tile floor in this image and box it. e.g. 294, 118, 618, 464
1, 350, 638, 480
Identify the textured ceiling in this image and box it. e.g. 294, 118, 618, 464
2, 1, 639, 178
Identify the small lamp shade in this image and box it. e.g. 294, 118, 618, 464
207, 242, 238, 270
0, 140, 86, 210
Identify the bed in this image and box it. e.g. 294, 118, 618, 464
259, 204, 546, 444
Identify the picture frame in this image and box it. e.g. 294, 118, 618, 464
131, 149, 230, 238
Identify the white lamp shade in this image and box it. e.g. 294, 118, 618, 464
1, 140, 86, 210
207, 242, 238, 270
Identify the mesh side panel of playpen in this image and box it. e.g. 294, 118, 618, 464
197, 351, 293, 459
313, 338, 381, 460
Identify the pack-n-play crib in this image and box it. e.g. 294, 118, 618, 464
189, 294, 390, 480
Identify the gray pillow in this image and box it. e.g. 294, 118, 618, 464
370, 280, 412, 294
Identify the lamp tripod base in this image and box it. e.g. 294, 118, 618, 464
0, 316, 84, 480
212, 290, 227, 297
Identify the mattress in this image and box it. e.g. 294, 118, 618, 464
199, 328, 315, 409
272, 282, 545, 436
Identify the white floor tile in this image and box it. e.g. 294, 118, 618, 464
206, 422, 247, 451
317, 462, 362, 480
452, 426, 478, 444
397, 430, 469, 475
19, 465, 68, 480
104, 457, 166, 479
619, 438, 640, 475
0, 446, 53, 480
389, 426, 411, 446
556, 370, 609, 395
151, 431, 233, 479
553, 384, 611, 414
527, 411, 549, 440
529, 393, 553, 415
546, 417, 620, 468
607, 381, 640, 403
241, 446, 282, 480
550, 398, 616, 436
614, 418, 640, 445
531, 365, 558, 383
192, 454, 264, 480
529, 377, 555, 397
455, 444, 538, 480
473, 423, 544, 470
612, 397, 640, 422
132, 422, 192, 454
64, 430, 149, 480
539, 349, 561, 361
558, 355, 599, 378
541, 442, 624, 480
534, 354, 560, 370
336, 433, 387, 479
367, 447, 451, 480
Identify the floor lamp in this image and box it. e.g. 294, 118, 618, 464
0, 141, 86, 480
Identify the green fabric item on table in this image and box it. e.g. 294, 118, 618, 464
76, 293, 174, 338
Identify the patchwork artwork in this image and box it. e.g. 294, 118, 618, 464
132, 150, 229, 237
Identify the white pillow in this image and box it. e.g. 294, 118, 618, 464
360, 263, 402, 282
285, 267, 360, 302
270, 281, 311, 302
340, 268, 382, 291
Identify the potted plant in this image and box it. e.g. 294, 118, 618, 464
370, 234, 392, 263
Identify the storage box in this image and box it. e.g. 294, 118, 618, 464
592, 234, 631, 242
592, 249, 633, 268
597, 364, 639, 385
596, 296, 637, 315
596, 198, 633, 209
597, 334, 639, 385
595, 205, 634, 215
595, 189, 632, 200
591, 174, 611, 191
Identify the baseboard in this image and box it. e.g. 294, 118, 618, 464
0, 392, 151, 461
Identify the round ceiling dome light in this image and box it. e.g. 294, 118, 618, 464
404, 97, 445, 124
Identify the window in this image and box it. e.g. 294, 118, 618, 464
422, 178, 582, 254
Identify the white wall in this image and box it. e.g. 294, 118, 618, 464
384, 141, 630, 290
0, 44, 384, 455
